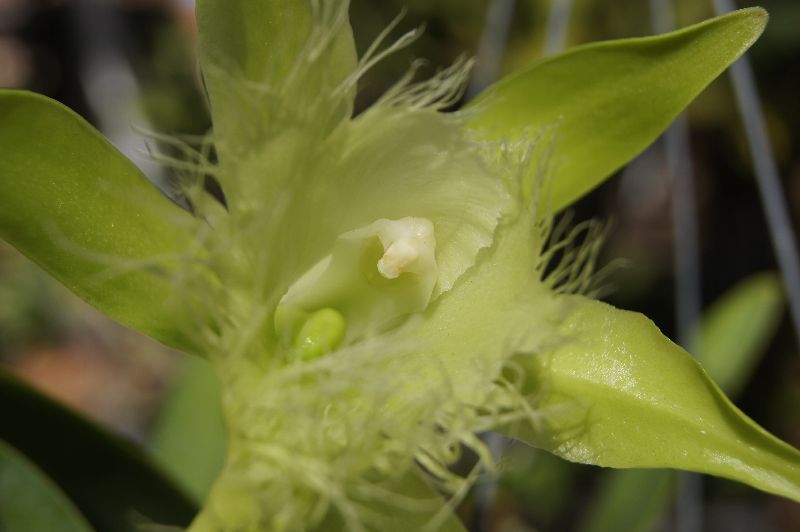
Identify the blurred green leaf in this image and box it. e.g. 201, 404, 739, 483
0, 369, 197, 532
468, 8, 767, 211
697, 272, 784, 397
0, 440, 94, 532
498, 450, 578, 526
0, 90, 195, 353
505, 297, 800, 503
576, 469, 674, 532
0, 248, 63, 355
150, 355, 226, 503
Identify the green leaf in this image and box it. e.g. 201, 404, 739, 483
467, 8, 767, 211
0, 369, 197, 532
0, 90, 195, 352
196, 0, 358, 155
576, 469, 675, 532
696, 272, 784, 396
498, 450, 579, 526
150, 355, 226, 503
0, 440, 94, 532
504, 297, 800, 503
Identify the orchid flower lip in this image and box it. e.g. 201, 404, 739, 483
273, 216, 438, 351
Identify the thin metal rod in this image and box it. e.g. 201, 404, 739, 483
70, 0, 162, 185
665, 116, 704, 353
713, 0, 800, 345
466, 0, 517, 100
668, 116, 705, 532
543, 0, 573, 56
650, 1, 704, 531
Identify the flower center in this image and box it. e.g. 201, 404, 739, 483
275, 217, 438, 358
376, 218, 435, 279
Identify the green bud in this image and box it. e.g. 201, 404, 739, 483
293, 307, 347, 360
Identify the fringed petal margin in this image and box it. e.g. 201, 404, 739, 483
197, 0, 358, 159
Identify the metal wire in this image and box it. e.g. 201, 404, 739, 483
712, 0, 800, 346
543, 0, 573, 56
466, 0, 517, 100
69, 0, 163, 186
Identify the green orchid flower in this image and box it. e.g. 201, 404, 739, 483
1, 1, 799, 531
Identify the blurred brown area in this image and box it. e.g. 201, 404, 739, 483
0, 242, 178, 441
1, 0, 800, 530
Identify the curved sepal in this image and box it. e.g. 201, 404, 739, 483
0, 90, 195, 352
504, 296, 800, 503
467, 8, 767, 210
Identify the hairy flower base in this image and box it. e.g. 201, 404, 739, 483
182, 191, 592, 531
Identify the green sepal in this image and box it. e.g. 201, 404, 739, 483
0, 90, 195, 352
505, 297, 800, 503
576, 272, 786, 532
467, 8, 767, 211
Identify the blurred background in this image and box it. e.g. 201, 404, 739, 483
1, 0, 799, 530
